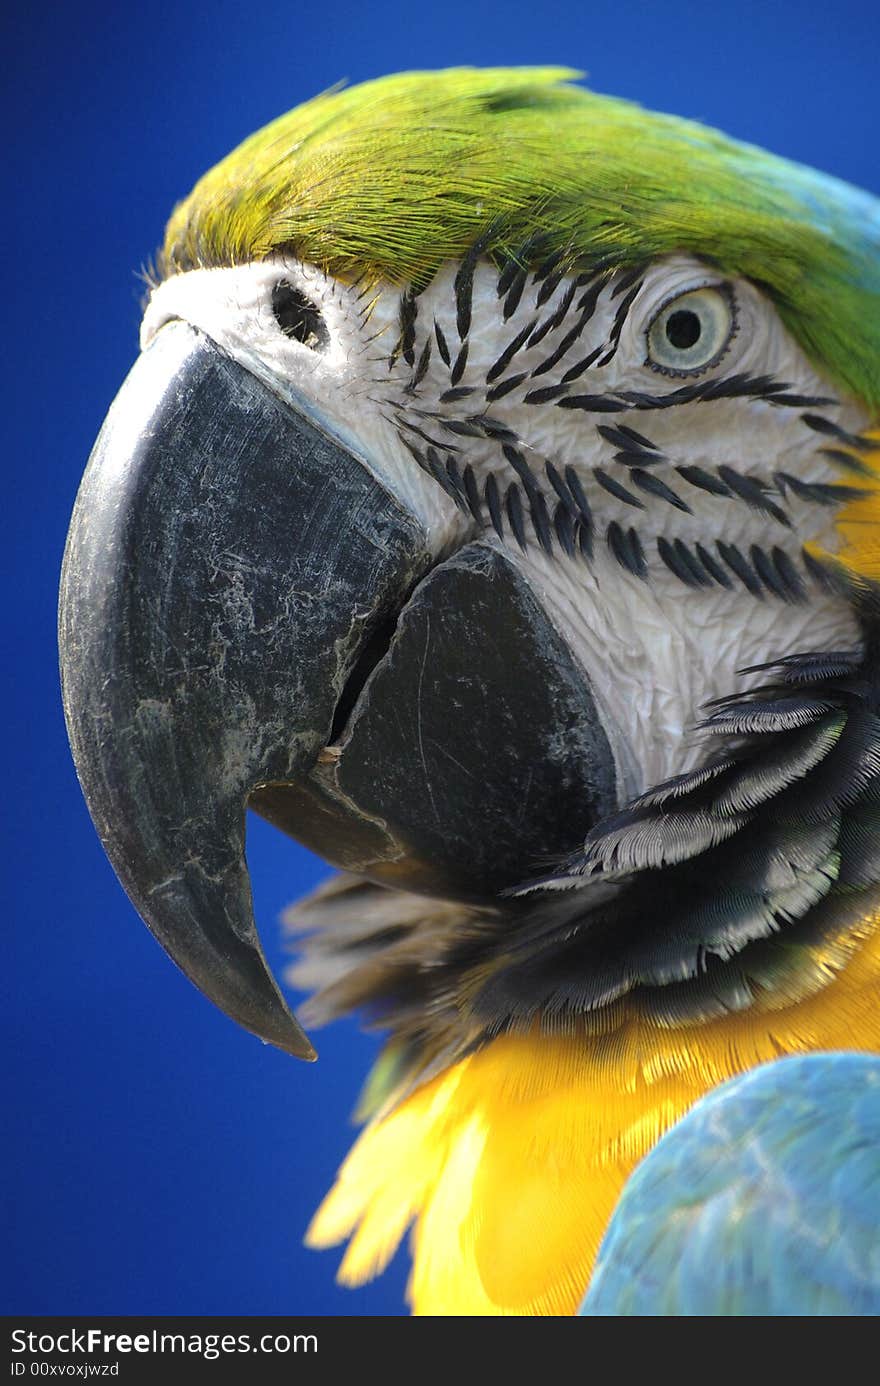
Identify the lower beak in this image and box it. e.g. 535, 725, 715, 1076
59, 323, 433, 1058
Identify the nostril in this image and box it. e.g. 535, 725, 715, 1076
272, 280, 329, 351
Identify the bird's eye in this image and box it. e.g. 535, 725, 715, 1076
646, 285, 736, 376
272, 280, 329, 351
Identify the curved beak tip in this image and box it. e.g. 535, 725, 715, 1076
258, 1015, 317, 1062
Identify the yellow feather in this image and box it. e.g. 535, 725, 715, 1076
813, 428, 880, 578
308, 913, 880, 1314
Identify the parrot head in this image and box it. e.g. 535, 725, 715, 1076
59, 68, 880, 1312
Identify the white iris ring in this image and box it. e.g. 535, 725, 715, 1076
646, 285, 735, 375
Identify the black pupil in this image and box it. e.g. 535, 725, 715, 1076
665, 308, 702, 350
272, 280, 328, 350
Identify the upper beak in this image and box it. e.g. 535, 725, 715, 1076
59, 322, 433, 1058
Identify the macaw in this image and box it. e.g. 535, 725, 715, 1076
59, 67, 880, 1316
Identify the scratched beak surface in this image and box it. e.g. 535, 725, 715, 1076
59, 323, 432, 1057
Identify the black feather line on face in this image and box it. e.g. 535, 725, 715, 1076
576, 515, 594, 561
502, 266, 529, 320
533, 255, 567, 308
595, 277, 644, 367
606, 375, 839, 413
501, 443, 542, 499
553, 502, 577, 558
531, 247, 566, 284
433, 318, 451, 366
407, 336, 432, 393
716, 466, 791, 527
486, 319, 538, 384
462, 464, 484, 523
694, 541, 734, 589
596, 423, 661, 456
617, 423, 662, 452
606, 521, 646, 577
439, 385, 477, 404
486, 371, 528, 403
676, 464, 732, 498
450, 341, 469, 387
529, 301, 595, 379
595, 468, 644, 509
801, 413, 875, 450
530, 489, 554, 555
441, 416, 484, 439
676, 538, 714, 587
484, 471, 505, 540
496, 256, 521, 299
775, 472, 867, 507
750, 543, 791, 600
558, 393, 630, 414
398, 288, 417, 367
424, 446, 465, 503
544, 461, 576, 512
476, 414, 519, 445
523, 382, 570, 405
716, 541, 764, 597
818, 447, 877, 478
396, 413, 462, 455
560, 346, 603, 383
527, 280, 578, 348
612, 450, 666, 467
505, 482, 528, 550
657, 534, 701, 587
453, 247, 478, 341
630, 468, 691, 513
771, 546, 808, 602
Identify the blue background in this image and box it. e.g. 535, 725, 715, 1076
4, 0, 878, 1317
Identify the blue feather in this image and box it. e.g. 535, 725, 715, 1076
580, 1053, 880, 1315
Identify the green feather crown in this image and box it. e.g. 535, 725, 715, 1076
161, 67, 880, 412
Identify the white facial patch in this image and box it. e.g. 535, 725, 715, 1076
143, 254, 870, 803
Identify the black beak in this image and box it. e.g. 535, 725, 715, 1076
59, 323, 433, 1058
